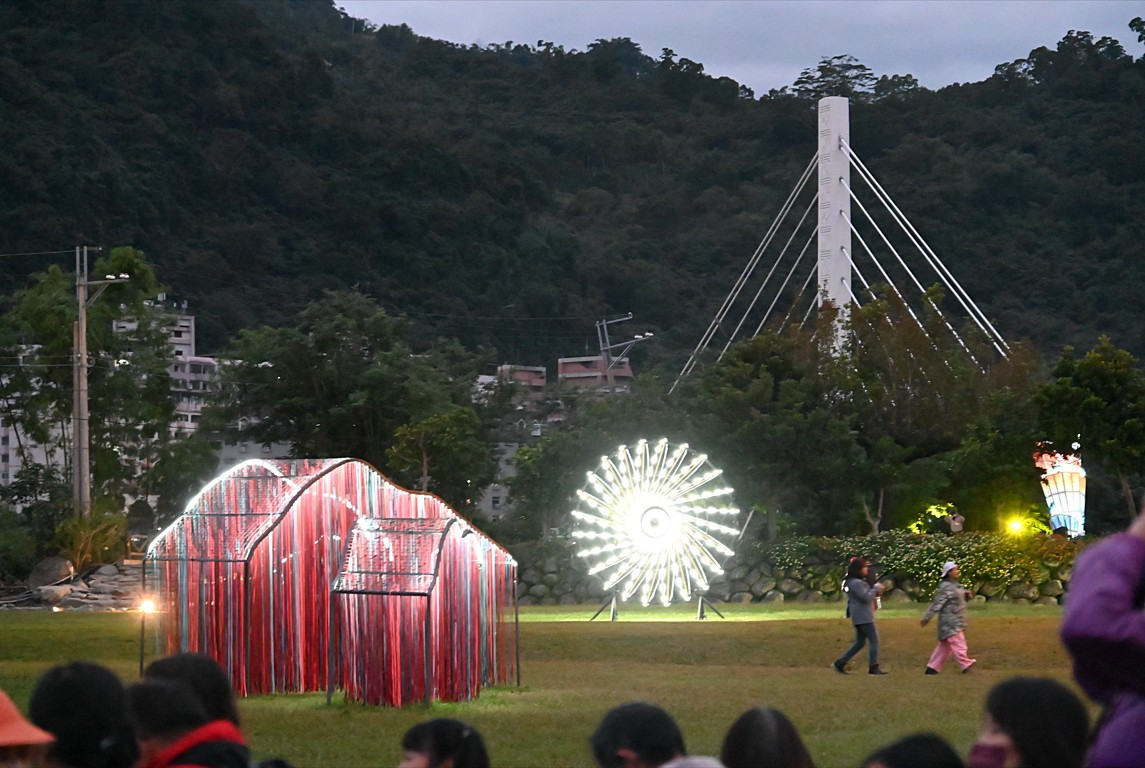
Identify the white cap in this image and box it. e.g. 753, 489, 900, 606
941, 561, 957, 578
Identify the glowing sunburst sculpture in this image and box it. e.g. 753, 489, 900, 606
571, 439, 740, 607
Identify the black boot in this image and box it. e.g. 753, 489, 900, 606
925, 667, 939, 675
832, 659, 848, 674
869, 664, 887, 675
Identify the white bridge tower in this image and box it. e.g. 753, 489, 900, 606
817, 96, 851, 346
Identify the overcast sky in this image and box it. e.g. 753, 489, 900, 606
337, 0, 1142, 93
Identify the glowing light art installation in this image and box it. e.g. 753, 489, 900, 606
144, 458, 517, 707
1034, 449, 1086, 537
572, 439, 740, 606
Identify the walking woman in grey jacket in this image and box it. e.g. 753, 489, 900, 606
832, 557, 887, 675
920, 561, 977, 674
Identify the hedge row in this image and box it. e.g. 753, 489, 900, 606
510, 532, 1085, 606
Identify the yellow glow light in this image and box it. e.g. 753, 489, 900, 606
140, 598, 157, 614
1006, 519, 1025, 534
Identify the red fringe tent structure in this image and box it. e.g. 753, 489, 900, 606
143, 458, 519, 706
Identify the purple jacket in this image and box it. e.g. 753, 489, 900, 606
1060, 533, 1145, 768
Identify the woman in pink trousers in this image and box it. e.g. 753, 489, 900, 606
919, 561, 976, 674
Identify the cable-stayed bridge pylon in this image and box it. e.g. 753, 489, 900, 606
670, 96, 1009, 394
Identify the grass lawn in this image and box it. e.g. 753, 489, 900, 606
0, 602, 1085, 768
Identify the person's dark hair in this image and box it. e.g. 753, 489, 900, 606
591, 702, 685, 768
401, 718, 489, 768
28, 661, 140, 768
145, 652, 240, 725
845, 557, 869, 581
720, 706, 815, 768
126, 679, 209, 742
985, 677, 1088, 768
862, 732, 963, 768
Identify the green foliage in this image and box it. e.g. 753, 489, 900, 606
211, 289, 504, 513
0, 506, 36, 582
387, 406, 494, 514
0, 464, 69, 556
762, 536, 816, 569
1, 2, 1142, 371
1036, 337, 1145, 522
0, 247, 180, 518
757, 531, 1082, 595
145, 432, 221, 529
3, 2, 1145, 538
682, 315, 1051, 535
505, 537, 576, 569
907, 503, 953, 534
55, 510, 127, 571
791, 54, 880, 100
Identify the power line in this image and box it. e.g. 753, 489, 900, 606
0, 249, 76, 258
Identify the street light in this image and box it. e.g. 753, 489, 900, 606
73, 245, 129, 518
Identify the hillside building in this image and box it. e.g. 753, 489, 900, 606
557, 354, 634, 393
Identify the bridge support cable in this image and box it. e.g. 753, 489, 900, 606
844, 235, 960, 378
840, 182, 978, 366
783, 261, 820, 328
848, 249, 879, 304
752, 227, 818, 338
842, 148, 1002, 360
840, 225, 931, 345
719, 193, 819, 359
844, 138, 1009, 355
718, 194, 817, 357
840, 139, 1009, 357
670, 153, 817, 394
798, 292, 818, 330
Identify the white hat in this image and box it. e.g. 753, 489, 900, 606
941, 561, 957, 578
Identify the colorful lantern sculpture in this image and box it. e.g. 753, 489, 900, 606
144, 458, 517, 706
1034, 448, 1086, 537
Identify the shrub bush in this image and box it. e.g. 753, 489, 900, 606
55, 511, 127, 571
753, 531, 1083, 594
0, 506, 37, 583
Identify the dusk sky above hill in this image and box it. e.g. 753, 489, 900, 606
337, 0, 1141, 93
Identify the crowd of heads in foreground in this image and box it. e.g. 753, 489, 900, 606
0, 667, 1098, 768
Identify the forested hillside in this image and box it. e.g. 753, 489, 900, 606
2, 0, 1144, 369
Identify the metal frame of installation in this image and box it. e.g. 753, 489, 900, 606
143, 458, 519, 707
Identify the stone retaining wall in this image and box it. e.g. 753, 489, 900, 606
514, 545, 1073, 607
1, 559, 143, 611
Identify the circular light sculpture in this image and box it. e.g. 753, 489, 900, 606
571, 439, 740, 607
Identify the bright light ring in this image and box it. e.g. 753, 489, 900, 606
571, 439, 739, 607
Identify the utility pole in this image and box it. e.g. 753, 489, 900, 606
72, 246, 128, 518
595, 314, 653, 396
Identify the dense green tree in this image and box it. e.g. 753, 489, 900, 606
945, 346, 1048, 531
505, 377, 690, 540
687, 326, 862, 535
142, 431, 221, 529
387, 406, 495, 515
792, 55, 880, 100
1035, 337, 1145, 521
0, 247, 179, 516
1, 2, 1141, 366
3, 1, 1145, 546
211, 288, 502, 513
